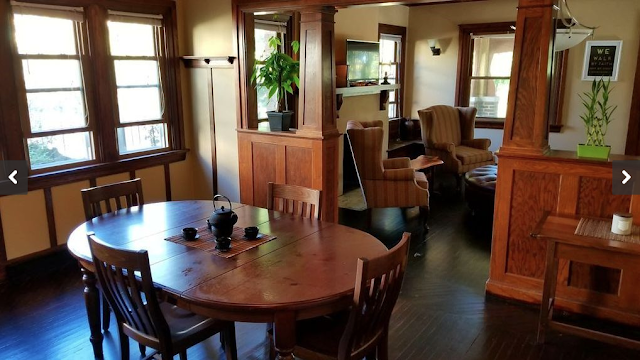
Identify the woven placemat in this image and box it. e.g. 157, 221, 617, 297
574, 218, 640, 244
165, 226, 276, 258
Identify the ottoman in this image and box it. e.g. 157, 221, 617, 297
464, 165, 497, 216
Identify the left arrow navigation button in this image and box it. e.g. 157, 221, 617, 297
8, 170, 17, 185
0, 161, 28, 195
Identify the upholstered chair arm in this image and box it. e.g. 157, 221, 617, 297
461, 138, 491, 150
383, 158, 411, 170
383, 168, 416, 181
431, 142, 456, 154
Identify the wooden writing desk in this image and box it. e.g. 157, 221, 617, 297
532, 213, 640, 350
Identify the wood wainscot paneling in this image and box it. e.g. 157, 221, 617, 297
238, 130, 339, 221
487, 150, 640, 326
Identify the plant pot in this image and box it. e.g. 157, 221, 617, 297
267, 111, 293, 131
576, 144, 611, 160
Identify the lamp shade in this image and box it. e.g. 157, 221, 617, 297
555, 28, 592, 52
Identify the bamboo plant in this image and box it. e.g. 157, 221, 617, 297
579, 78, 617, 147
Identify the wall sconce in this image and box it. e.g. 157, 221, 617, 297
428, 39, 441, 56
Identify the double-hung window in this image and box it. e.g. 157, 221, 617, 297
13, 4, 94, 170
457, 22, 567, 130
379, 34, 402, 119
6, 1, 183, 176
468, 33, 514, 119
378, 24, 406, 120
109, 13, 168, 155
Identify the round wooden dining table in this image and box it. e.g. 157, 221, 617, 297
67, 200, 388, 360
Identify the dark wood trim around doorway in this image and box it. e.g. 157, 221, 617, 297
625, 36, 640, 156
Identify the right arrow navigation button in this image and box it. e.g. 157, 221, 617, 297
613, 161, 640, 195
622, 170, 632, 185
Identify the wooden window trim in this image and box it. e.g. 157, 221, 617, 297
456, 21, 567, 133
378, 23, 406, 119
0, 0, 185, 180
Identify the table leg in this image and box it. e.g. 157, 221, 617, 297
537, 241, 559, 344
82, 267, 104, 359
274, 312, 296, 360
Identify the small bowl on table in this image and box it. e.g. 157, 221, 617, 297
244, 226, 259, 240
215, 237, 231, 251
182, 227, 199, 241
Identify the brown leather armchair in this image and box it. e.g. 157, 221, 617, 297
345, 120, 429, 210
418, 105, 494, 186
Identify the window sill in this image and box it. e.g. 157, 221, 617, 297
27, 149, 188, 191
475, 118, 505, 130
475, 118, 564, 133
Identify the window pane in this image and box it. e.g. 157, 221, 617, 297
114, 60, 159, 86
470, 79, 510, 118
471, 36, 514, 77
388, 104, 397, 119
22, 59, 82, 89
28, 132, 94, 169
255, 29, 278, 61
257, 85, 278, 120
380, 38, 398, 63
14, 15, 77, 55
117, 87, 162, 123
117, 124, 167, 154
108, 21, 155, 56
27, 91, 87, 132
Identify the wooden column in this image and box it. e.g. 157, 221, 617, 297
500, 0, 558, 156
298, 7, 339, 222
296, 7, 339, 138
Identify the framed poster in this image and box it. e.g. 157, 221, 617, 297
582, 40, 623, 81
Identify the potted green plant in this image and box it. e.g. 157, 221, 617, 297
251, 36, 300, 131
577, 78, 617, 159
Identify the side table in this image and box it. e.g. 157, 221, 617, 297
410, 155, 444, 192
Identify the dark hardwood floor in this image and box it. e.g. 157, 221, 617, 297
1, 192, 639, 359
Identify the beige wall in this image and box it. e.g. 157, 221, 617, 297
406, 0, 640, 154
335, 5, 409, 194
181, 0, 240, 201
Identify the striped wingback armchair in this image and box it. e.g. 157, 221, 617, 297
346, 120, 429, 210
418, 106, 494, 181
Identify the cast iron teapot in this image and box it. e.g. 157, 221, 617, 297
207, 195, 238, 238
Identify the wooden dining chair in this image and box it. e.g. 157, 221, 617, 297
270, 232, 411, 360
81, 178, 144, 221
267, 182, 322, 219
88, 234, 238, 360
81, 178, 145, 335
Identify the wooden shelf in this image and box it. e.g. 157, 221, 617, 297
336, 84, 400, 97
335, 84, 400, 116
181, 56, 236, 69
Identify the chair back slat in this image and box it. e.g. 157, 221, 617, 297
267, 182, 321, 220
88, 235, 170, 346
82, 179, 144, 221
339, 233, 411, 359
